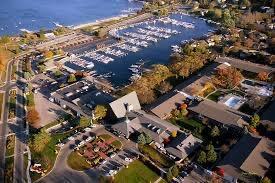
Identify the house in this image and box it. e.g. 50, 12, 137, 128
215, 57, 275, 75
188, 99, 249, 129
217, 133, 275, 182
111, 92, 202, 161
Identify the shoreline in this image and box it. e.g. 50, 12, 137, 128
72, 14, 131, 30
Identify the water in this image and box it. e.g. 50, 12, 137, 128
71, 14, 216, 86
0, 0, 142, 36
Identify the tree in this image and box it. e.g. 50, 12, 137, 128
144, 133, 152, 144
239, 0, 251, 7
26, 108, 40, 126
0, 50, 7, 71
93, 105, 107, 121
67, 74, 76, 83
212, 67, 243, 89
30, 130, 51, 152
54, 70, 63, 78
44, 50, 54, 59
137, 133, 146, 144
261, 177, 272, 183
197, 151, 207, 164
222, 10, 235, 28
258, 72, 269, 81
250, 114, 260, 128
210, 126, 220, 138
207, 148, 217, 163
79, 117, 90, 128
156, 81, 172, 94
171, 131, 177, 138
0, 35, 10, 44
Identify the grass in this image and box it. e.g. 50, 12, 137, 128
5, 135, 15, 157
4, 157, 14, 183
0, 92, 4, 119
177, 117, 204, 130
207, 90, 222, 102
26, 92, 35, 107
11, 65, 17, 80
8, 90, 16, 119
30, 132, 72, 181
111, 140, 122, 149
67, 151, 91, 171
139, 144, 174, 168
114, 160, 160, 183
99, 134, 112, 141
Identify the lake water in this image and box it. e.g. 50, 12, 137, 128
66, 14, 216, 87
0, 0, 142, 36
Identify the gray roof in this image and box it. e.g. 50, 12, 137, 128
112, 110, 179, 142
218, 133, 275, 178
188, 100, 249, 128
165, 132, 202, 159
109, 91, 141, 119
151, 92, 186, 119
215, 57, 275, 74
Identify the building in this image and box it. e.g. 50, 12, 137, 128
218, 133, 275, 182
50, 79, 113, 116
111, 92, 202, 162
215, 57, 275, 75
188, 99, 249, 129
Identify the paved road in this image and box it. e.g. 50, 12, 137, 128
0, 59, 16, 181
13, 60, 27, 183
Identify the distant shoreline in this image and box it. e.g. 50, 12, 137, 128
72, 14, 130, 30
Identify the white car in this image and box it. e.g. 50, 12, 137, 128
102, 160, 107, 164
85, 136, 93, 142
78, 141, 85, 147
110, 153, 116, 158
68, 136, 75, 141
84, 127, 92, 132
125, 158, 133, 162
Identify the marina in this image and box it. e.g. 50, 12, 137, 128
63, 13, 216, 86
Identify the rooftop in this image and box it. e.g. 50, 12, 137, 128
218, 133, 275, 179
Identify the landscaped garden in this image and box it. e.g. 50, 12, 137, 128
67, 134, 122, 170
114, 160, 161, 183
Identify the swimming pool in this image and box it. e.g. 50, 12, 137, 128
224, 97, 242, 109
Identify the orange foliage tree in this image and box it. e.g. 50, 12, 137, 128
212, 67, 243, 89
26, 108, 40, 126
258, 72, 269, 81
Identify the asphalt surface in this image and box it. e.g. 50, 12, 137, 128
13, 59, 27, 183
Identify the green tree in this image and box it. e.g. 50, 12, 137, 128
54, 70, 63, 78
171, 165, 179, 177
197, 151, 207, 164
207, 148, 217, 163
210, 126, 220, 138
251, 114, 260, 128
79, 117, 90, 128
67, 74, 77, 83
239, 0, 251, 7
137, 133, 146, 144
30, 130, 51, 152
93, 105, 107, 120
261, 177, 272, 183
222, 10, 235, 28
144, 133, 152, 144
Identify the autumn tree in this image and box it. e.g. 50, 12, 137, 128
27, 108, 40, 126
79, 117, 91, 128
43, 50, 54, 59
156, 81, 172, 94
0, 50, 7, 71
93, 105, 107, 121
212, 67, 243, 89
258, 72, 269, 81
67, 74, 76, 83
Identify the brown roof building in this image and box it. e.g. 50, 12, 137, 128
218, 133, 275, 182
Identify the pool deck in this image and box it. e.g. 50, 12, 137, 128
218, 94, 247, 110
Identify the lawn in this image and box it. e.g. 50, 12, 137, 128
114, 160, 160, 183
30, 132, 72, 181
8, 90, 16, 119
4, 157, 14, 183
5, 135, 15, 157
0, 92, 4, 119
99, 134, 112, 141
139, 144, 174, 168
111, 140, 122, 149
177, 117, 204, 130
26, 92, 35, 107
67, 151, 91, 171
207, 90, 222, 102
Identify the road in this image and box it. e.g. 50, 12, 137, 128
13, 59, 27, 183
0, 59, 16, 182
